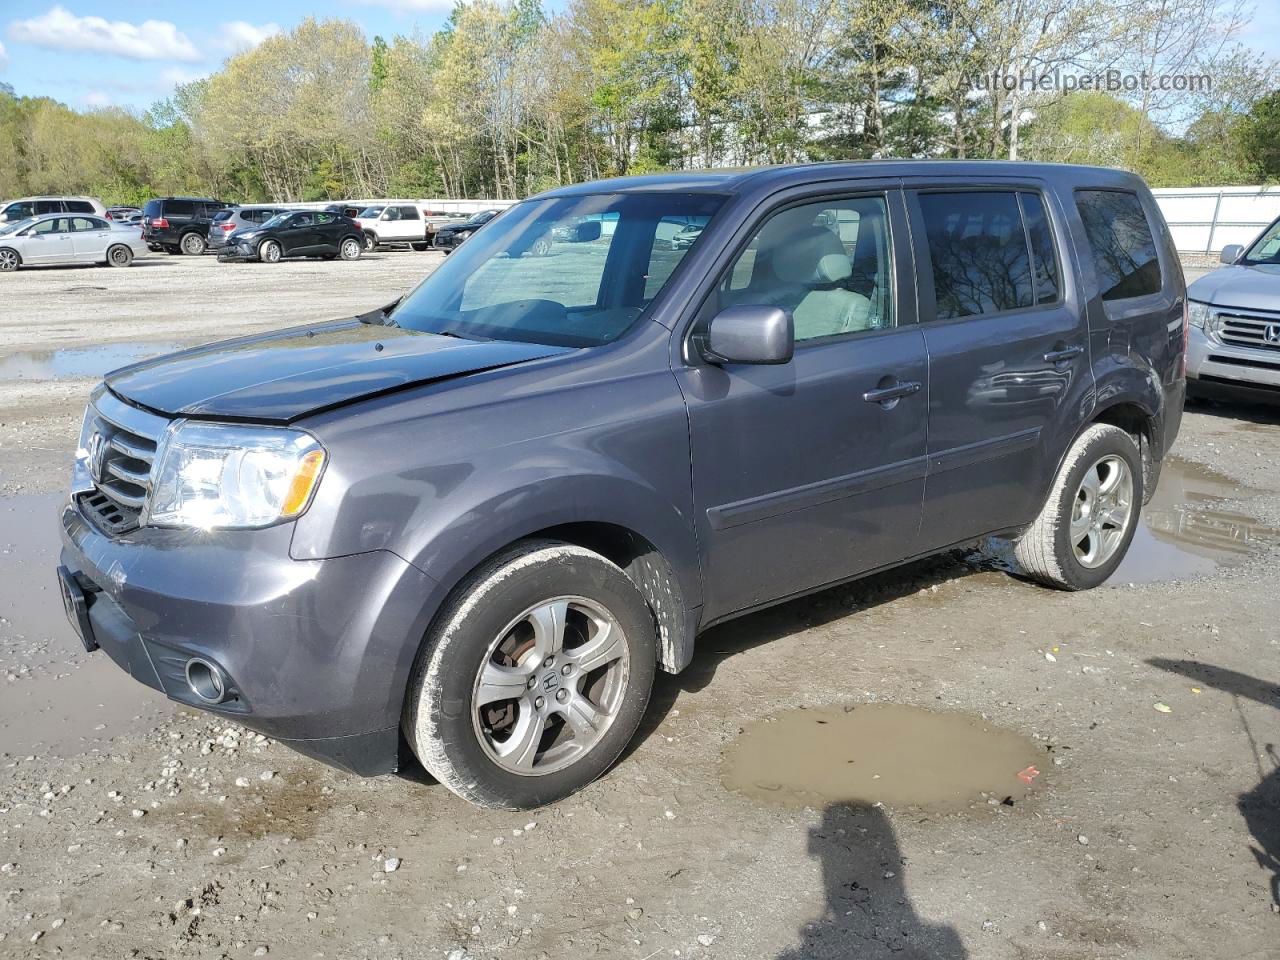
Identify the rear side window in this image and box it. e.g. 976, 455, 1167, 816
918, 192, 1032, 319
66, 200, 94, 213
317, 212, 335, 224
1075, 190, 1161, 301
167, 200, 195, 217
1020, 193, 1060, 304
70, 217, 104, 231
399, 206, 421, 220
35, 200, 62, 214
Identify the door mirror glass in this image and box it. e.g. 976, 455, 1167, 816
573, 220, 602, 242
704, 305, 794, 365
1219, 243, 1243, 264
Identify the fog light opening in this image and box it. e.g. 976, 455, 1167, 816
185, 657, 227, 704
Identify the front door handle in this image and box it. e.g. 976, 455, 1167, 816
1044, 345, 1084, 363
863, 379, 922, 406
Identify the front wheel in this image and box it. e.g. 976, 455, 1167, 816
258, 239, 282, 263
339, 237, 362, 261
0, 248, 19, 272
404, 541, 657, 809
105, 244, 133, 268
531, 236, 552, 257
363, 233, 377, 252
1012, 423, 1143, 590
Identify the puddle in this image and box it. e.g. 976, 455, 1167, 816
722, 703, 1042, 812
1108, 456, 1278, 584
0, 493, 169, 759
0, 341, 187, 381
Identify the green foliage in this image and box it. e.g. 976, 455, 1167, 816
0, 1, 1275, 203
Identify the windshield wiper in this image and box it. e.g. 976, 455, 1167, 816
358, 297, 404, 326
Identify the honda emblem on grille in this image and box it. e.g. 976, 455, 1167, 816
1265, 323, 1280, 345
86, 431, 108, 483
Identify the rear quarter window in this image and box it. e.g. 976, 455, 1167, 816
1074, 190, 1161, 301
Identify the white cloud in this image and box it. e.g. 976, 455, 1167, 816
8, 5, 202, 62
353, 0, 457, 12
83, 90, 111, 107
160, 67, 208, 88
0, 39, 8, 72
218, 20, 281, 54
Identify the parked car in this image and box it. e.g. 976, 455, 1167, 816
431, 208, 501, 252
324, 202, 363, 219
208, 206, 293, 252
354, 203, 432, 251
218, 209, 364, 263
1185, 216, 1280, 402
0, 213, 148, 271
57, 162, 1185, 809
142, 197, 230, 256
1, 196, 108, 223
670, 222, 704, 249
107, 206, 142, 223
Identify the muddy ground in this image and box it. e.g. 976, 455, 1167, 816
1, 253, 1277, 960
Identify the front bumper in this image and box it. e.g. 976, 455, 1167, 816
432, 233, 465, 250
1187, 325, 1280, 394
216, 241, 256, 261
57, 497, 439, 775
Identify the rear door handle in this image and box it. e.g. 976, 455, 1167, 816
1044, 346, 1084, 363
863, 380, 922, 405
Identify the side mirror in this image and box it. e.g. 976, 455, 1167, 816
1219, 244, 1243, 264
573, 220, 602, 242
704, 305, 794, 365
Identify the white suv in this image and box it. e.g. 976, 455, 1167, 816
355, 203, 430, 251
1, 196, 109, 223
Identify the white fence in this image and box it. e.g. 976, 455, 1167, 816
1152, 186, 1280, 255
290, 197, 520, 216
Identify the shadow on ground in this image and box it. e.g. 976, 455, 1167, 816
772, 803, 966, 959
1148, 658, 1280, 908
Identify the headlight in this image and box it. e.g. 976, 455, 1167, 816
1188, 300, 1213, 330
145, 422, 326, 530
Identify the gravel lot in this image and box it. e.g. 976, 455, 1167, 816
1, 252, 1277, 959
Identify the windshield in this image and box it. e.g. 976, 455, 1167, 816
388, 192, 724, 348
1242, 217, 1280, 265
0, 218, 34, 236
359, 206, 384, 218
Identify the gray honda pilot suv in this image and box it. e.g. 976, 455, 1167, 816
58, 162, 1186, 809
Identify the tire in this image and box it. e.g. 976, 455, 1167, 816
339, 237, 362, 261
411, 241, 429, 252
165, 247, 182, 255
180, 232, 206, 256
0, 247, 20, 272
531, 236, 552, 257
105, 244, 133, 268
258, 239, 282, 264
363, 232, 377, 252
1012, 423, 1144, 590
404, 541, 657, 809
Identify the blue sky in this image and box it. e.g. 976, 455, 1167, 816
0, 2, 1276, 114
0, 1, 489, 111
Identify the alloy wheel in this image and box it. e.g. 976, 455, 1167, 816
0, 249, 17, 271
1070, 454, 1133, 568
261, 241, 281, 263
472, 596, 630, 776
341, 238, 361, 260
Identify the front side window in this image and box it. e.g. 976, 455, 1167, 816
383, 207, 401, 221
4, 201, 36, 221
291, 212, 314, 227
1075, 190, 1161, 301
919, 191, 1033, 320
1242, 217, 1280, 265
713, 195, 895, 342
390, 192, 725, 348
32, 217, 69, 234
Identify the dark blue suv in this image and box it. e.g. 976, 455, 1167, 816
58, 162, 1186, 808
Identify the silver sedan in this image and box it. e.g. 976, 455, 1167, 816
0, 214, 150, 271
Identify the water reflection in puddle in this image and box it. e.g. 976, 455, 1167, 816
0, 493, 169, 759
723, 703, 1042, 811
0, 341, 186, 381
1108, 456, 1278, 583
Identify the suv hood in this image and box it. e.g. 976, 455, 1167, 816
1187, 263, 1280, 311
105, 318, 573, 422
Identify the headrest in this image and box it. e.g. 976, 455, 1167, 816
772, 225, 852, 285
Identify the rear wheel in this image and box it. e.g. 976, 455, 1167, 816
339, 237, 362, 261
180, 232, 206, 256
0, 248, 19, 272
258, 239, 282, 264
404, 541, 657, 809
411, 241, 429, 251
105, 244, 133, 268
531, 236, 552, 257
1012, 423, 1143, 590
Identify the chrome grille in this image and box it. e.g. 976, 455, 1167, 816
77, 390, 168, 535
1217, 308, 1280, 353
